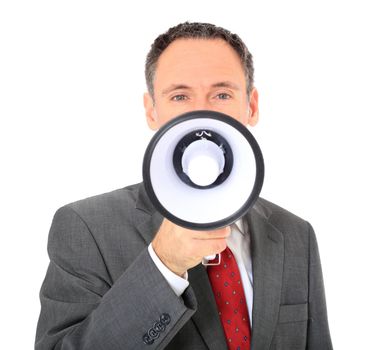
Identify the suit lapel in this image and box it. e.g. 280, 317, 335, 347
134, 211, 163, 245
245, 206, 284, 350
134, 183, 163, 244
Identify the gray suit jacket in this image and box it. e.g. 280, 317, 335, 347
35, 183, 333, 350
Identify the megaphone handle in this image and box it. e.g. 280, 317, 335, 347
202, 253, 221, 266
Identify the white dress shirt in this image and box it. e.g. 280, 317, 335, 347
148, 219, 254, 325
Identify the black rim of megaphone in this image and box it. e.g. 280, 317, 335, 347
142, 110, 265, 230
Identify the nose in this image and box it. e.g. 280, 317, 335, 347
191, 96, 212, 112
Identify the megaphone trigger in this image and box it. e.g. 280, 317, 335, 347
202, 253, 221, 266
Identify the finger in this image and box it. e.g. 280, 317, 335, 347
191, 227, 231, 240
189, 237, 228, 257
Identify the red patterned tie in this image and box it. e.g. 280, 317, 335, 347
207, 247, 251, 350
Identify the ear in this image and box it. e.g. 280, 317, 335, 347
247, 87, 259, 127
143, 92, 159, 130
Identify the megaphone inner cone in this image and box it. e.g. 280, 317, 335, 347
182, 139, 225, 187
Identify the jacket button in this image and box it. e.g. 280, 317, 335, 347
160, 313, 171, 325
153, 321, 166, 332
148, 327, 159, 339
143, 334, 154, 345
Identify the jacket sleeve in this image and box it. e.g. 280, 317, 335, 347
35, 205, 197, 350
306, 222, 333, 349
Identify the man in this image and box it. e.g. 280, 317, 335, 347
36, 22, 333, 349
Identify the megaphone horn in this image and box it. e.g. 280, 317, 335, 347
143, 110, 264, 231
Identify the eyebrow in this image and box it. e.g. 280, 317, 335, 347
161, 84, 191, 96
211, 81, 240, 90
161, 81, 240, 96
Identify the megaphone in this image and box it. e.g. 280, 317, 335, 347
143, 110, 264, 231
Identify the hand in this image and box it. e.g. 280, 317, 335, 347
152, 218, 230, 277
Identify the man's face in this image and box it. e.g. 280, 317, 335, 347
144, 38, 259, 130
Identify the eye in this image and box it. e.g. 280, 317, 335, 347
216, 93, 231, 100
171, 95, 188, 101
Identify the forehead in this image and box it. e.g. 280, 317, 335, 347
153, 38, 246, 90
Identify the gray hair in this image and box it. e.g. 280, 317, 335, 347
145, 22, 254, 98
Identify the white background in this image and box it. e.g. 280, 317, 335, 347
1, 0, 374, 348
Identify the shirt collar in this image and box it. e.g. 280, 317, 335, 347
233, 218, 245, 236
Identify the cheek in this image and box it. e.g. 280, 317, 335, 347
155, 104, 193, 125
156, 112, 181, 128
233, 101, 251, 126
219, 106, 249, 126
239, 111, 250, 126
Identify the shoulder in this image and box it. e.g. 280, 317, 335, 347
52, 183, 144, 230
254, 197, 315, 245
48, 183, 146, 263
257, 198, 309, 228
64, 183, 141, 214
